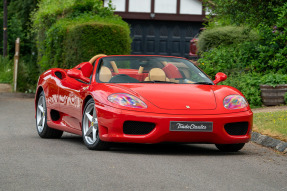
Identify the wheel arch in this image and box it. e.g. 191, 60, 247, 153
82, 95, 94, 113
35, 86, 44, 111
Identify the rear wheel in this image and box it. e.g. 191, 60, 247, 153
36, 91, 63, 138
215, 143, 245, 152
82, 99, 109, 150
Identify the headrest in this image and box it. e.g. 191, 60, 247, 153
149, 68, 167, 81
99, 66, 112, 82
162, 63, 182, 79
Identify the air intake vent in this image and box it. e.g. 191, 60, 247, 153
123, 121, 156, 135
224, 122, 249, 136
55, 71, 63, 79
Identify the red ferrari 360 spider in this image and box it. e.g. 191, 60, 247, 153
35, 54, 253, 151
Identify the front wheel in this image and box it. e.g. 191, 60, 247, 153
215, 143, 245, 152
82, 99, 109, 150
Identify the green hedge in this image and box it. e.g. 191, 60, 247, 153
197, 26, 259, 52
38, 16, 131, 69
63, 22, 131, 68
32, 0, 131, 70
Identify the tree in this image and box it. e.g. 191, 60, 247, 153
203, 0, 285, 27
0, 0, 39, 57
3, 0, 7, 57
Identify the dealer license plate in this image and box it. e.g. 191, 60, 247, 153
170, 121, 213, 132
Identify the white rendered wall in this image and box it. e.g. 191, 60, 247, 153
104, 0, 126, 12
129, 0, 151, 12
180, 0, 202, 15
155, 0, 177, 14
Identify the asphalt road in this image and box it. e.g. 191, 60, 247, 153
0, 97, 286, 191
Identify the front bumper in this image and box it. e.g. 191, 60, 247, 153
97, 106, 253, 144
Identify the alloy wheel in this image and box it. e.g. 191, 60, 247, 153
83, 103, 98, 144
36, 95, 46, 133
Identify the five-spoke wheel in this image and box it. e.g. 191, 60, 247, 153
82, 99, 109, 150
36, 91, 63, 138
36, 94, 46, 133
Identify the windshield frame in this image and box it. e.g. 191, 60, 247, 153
95, 55, 214, 85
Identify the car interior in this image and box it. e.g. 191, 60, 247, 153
68, 55, 211, 84
97, 57, 204, 84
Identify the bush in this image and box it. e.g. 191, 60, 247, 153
260, 73, 287, 87
197, 26, 259, 53
63, 22, 131, 68
32, 0, 131, 71
199, 3, 287, 75
17, 55, 40, 93
0, 55, 39, 93
219, 73, 262, 107
0, 56, 13, 84
209, 73, 287, 107
198, 41, 260, 77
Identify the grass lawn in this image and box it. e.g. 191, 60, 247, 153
253, 110, 287, 142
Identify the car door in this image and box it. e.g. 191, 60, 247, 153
58, 77, 89, 131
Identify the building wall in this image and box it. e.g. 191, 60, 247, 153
104, 0, 205, 57
104, 0, 207, 20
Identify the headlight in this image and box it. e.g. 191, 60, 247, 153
108, 93, 147, 109
223, 95, 248, 110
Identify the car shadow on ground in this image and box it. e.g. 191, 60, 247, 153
109, 143, 247, 156
58, 134, 247, 156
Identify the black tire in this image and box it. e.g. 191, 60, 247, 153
36, 91, 63, 138
82, 99, 109, 150
215, 143, 245, 152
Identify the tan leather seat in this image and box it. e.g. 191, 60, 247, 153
99, 66, 112, 82
144, 68, 169, 81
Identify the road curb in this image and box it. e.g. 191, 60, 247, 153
0, 92, 35, 99
251, 132, 287, 153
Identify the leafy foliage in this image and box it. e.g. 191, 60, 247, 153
5, 0, 39, 56
0, 56, 13, 84
17, 55, 40, 93
199, 2, 287, 106
197, 26, 259, 52
62, 21, 131, 68
260, 73, 287, 87
214, 73, 262, 107
0, 55, 39, 92
198, 42, 260, 77
0, 0, 40, 93
32, 0, 131, 71
203, 0, 285, 27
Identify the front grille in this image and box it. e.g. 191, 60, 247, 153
224, 122, 249, 136
123, 121, 156, 135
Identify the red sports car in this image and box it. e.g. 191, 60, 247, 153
35, 54, 253, 151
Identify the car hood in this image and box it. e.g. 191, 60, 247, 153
114, 84, 217, 110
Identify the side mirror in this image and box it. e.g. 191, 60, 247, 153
67, 68, 90, 83
213, 72, 227, 85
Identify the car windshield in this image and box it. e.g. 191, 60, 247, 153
97, 56, 213, 84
